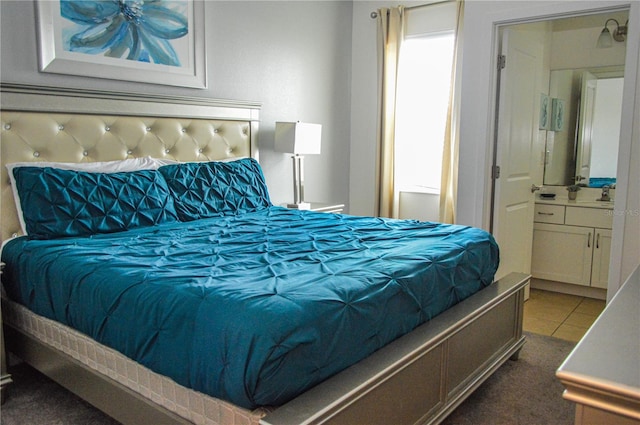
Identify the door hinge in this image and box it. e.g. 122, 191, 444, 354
492, 165, 501, 179
498, 54, 506, 70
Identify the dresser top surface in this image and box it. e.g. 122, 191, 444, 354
557, 266, 640, 397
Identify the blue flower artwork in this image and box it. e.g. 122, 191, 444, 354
60, 0, 189, 67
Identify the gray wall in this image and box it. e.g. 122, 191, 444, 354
0, 0, 353, 208
349, 1, 403, 217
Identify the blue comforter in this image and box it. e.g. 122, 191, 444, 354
2, 207, 499, 409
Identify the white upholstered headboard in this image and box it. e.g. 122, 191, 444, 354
0, 84, 260, 241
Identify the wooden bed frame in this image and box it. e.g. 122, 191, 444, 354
1, 84, 528, 425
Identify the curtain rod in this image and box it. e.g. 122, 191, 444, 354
370, 0, 453, 19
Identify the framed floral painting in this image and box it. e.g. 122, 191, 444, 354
36, 0, 207, 88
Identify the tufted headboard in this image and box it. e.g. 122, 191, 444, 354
0, 84, 260, 242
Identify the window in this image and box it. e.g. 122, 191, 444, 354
394, 32, 455, 193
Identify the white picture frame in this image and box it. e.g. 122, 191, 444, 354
35, 0, 207, 89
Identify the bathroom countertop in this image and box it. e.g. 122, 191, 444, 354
536, 197, 614, 209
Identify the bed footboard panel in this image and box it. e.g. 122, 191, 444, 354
261, 272, 528, 425
326, 344, 446, 425
447, 290, 520, 397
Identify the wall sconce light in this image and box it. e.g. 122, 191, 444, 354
275, 121, 322, 210
596, 18, 628, 48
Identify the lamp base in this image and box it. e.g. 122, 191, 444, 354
286, 202, 311, 210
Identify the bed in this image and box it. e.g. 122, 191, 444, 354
0, 84, 528, 425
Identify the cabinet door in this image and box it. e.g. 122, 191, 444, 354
532, 223, 592, 286
591, 228, 612, 289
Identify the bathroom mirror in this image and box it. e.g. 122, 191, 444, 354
544, 66, 624, 187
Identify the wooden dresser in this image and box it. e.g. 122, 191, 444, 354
557, 265, 640, 424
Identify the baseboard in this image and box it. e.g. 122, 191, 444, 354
530, 278, 606, 300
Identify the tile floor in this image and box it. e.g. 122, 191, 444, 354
523, 288, 606, 342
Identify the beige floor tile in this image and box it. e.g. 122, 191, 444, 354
531, 289, 582, 309
553, 324, 589, 342
523, 316, 561, 336
524, 289, 599, 340
564, 312, 598, 328
524, 302, 577, 322
575, 298, 606, 316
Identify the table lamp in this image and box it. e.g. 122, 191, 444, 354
275, 121, 322, 209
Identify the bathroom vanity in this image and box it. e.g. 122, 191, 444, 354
531, 65, 622, 300
531, 193, 613, 299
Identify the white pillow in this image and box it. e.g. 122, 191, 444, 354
6, 157, 162, 236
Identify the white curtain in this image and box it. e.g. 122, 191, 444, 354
375, 6, 405, 218
439, 0, 464, 224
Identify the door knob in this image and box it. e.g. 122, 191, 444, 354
531, 184, 542, 193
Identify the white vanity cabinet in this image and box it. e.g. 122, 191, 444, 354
532, 203, 612, 290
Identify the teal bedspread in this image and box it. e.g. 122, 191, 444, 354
2, 207, 499, 409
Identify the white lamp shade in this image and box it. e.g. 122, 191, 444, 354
596, 27, 613, 48
275, 122, 322, 155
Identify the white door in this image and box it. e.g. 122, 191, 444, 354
492, 27, 545, 281
575, 71, 597, 184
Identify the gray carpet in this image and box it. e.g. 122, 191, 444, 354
441, 332, 576, 425
1, 332, 575, 425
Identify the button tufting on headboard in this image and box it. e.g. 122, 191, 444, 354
0, 85, 260, 242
